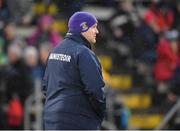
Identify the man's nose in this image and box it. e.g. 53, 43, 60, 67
96, 28, 99, 34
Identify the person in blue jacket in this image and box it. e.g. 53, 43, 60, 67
42, 11, 106, 130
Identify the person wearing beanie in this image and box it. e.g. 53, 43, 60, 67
42, 11, 106, 130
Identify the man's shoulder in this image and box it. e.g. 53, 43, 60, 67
52, 38, 76, 51
51, 38, 87, 54
63, 38, 92, 53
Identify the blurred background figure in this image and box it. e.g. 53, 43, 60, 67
24, 46, 42, 81
153, 30, 179, 104
6, 0, 33, 25
0, 22, 16, 53
143, 0, 174, 33
0, 0, 10, 22
6, 43, 33, 104
6, 93, 23, 130
27, 14, 63, 48
0, 36, 7, 65
2, 43, 33, 129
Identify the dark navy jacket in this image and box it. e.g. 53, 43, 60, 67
42, 31, 106, 130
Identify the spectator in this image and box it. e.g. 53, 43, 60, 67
154, 30, 179, 82
6, 93, 23, 130
0, 22, 16, 53
24, 46, 42, 81
6, 0, 33, 25
6, 44, 33, 104
132, 20, 158, 64
153, 30, 179, 102
27, 14, 63, 48
0, 0, 10, 22
143, 1, 174, 33
109, 0, 137, 44
0, 37, 7, 65
108, 1, 137, 69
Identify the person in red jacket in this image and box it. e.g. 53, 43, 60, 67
6, 93, 23, 129
153, 30, 179, 100
154, 31, 179, 81
144, 1, 174, 33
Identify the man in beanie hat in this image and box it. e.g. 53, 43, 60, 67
42, 11, 106, 130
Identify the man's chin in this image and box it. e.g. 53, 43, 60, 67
92, 39, 96, 44
89, 39, 96, 44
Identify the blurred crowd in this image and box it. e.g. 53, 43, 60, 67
0, 0, 180, 129
106, 0, 180, 106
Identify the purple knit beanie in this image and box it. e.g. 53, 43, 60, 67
68, 11, 98, 33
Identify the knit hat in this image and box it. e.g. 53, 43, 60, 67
68, 11, 98, 33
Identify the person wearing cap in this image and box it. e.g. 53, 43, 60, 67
42, 11, 106, 130
154, 30, 179, 81
153, 30, 179, 102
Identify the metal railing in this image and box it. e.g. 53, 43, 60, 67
24, 78, 43, 130
155, 98, 180, 130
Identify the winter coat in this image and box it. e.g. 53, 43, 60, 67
42, 31, 106, 130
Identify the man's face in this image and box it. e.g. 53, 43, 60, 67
81, 23, 99, 44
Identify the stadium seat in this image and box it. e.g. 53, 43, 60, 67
98, 55, 113, 71
108, 74, 132, 89
32, 2, 46, 15
116, 93, 151, 109
129, 113, 163, 129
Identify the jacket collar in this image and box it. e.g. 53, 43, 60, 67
65, 30, 92, 50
